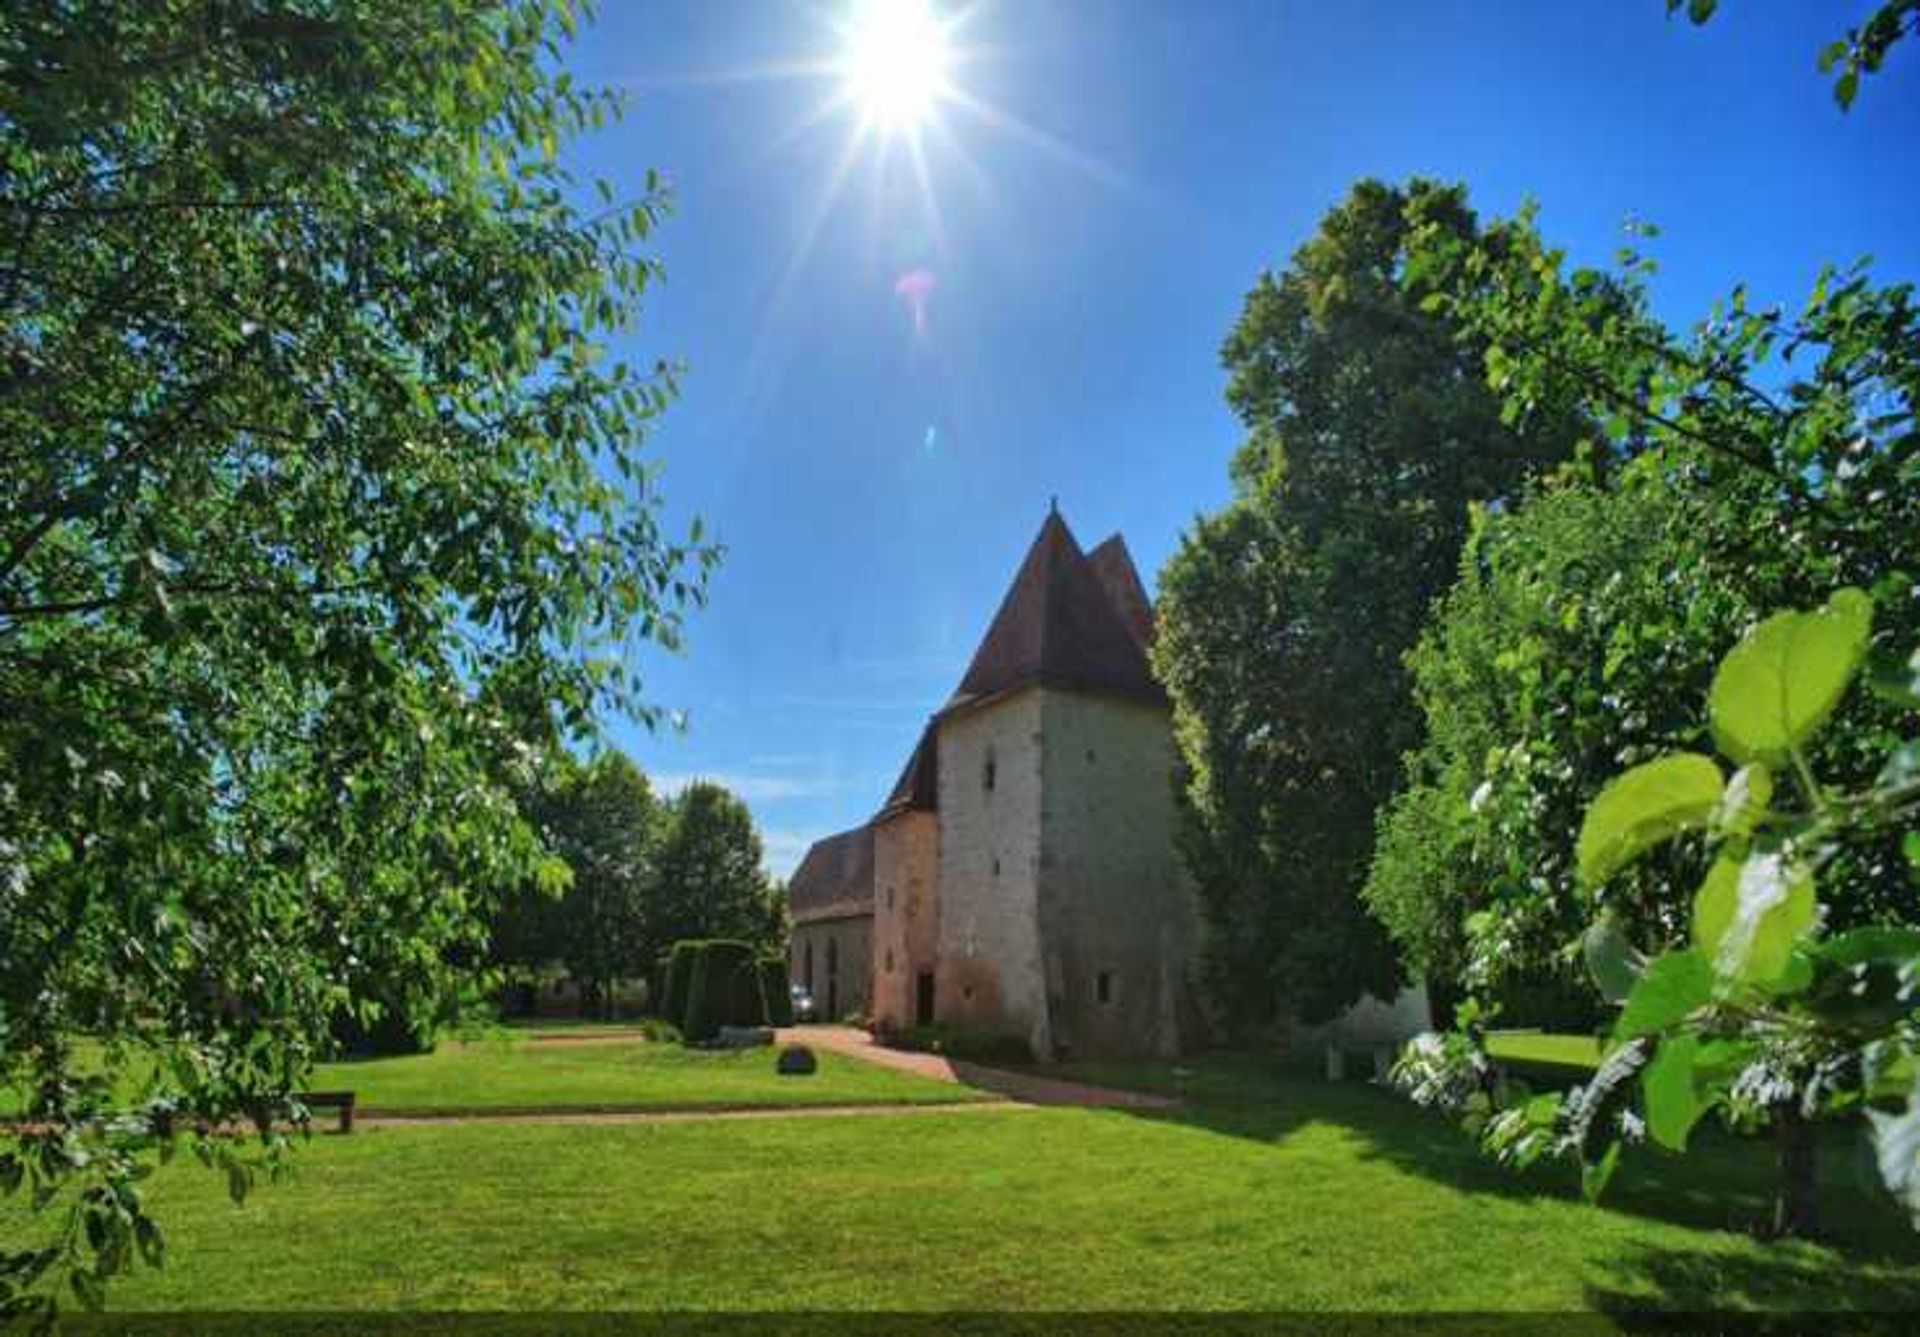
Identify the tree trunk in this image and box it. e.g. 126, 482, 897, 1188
1772, 1104, 1819, 1238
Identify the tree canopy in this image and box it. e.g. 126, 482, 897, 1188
491, 764, 784, 1013
0, 0, 710, 1316
1153, 179, 1585, 1031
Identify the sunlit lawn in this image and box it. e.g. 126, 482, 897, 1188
6, 1053, 1918, 1314
311, 1029, 984, 1115
1, 1026, 985, 1118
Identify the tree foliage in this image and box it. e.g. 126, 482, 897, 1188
649, 782, 785, 956
1379, 188, 1920, 1231
1370, 204, 1920, 1014
1153, 180, 1584, 1031
1401, 592, 1920, 1236
1666, 0, 1918, 108
0, 0, 711, 1316
493, 752, 661, 1015
491, 767, 785, 1013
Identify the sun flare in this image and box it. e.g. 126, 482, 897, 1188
839, 0, 952, 133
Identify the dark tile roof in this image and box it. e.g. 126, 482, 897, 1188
941, 510, 1165, 714
878, 723, 938, 818
787, 824, 874, 922
1086, 533, 1155, 651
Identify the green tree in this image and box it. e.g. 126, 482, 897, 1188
1378, 202, 1920, 1006
1154, 179, 1585, 1031
1385, 198, 1920, 1236
650, 782, 782, 956
494, 752, 663, 1017
0, 1, 711, 1316
1666, 0, 1917, 108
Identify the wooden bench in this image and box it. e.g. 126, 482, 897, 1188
295, 1090, 357, 1133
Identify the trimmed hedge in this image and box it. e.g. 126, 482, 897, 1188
759, 957, 793, 1027
660, 942, 697, 1031
672, 939, 770, 1043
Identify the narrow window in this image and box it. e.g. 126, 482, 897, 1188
983, 746, 997, 791
1096, 971, 1115, 1005
884, 949, 895, 973
886, 886, 896, 911
991, 856, 1000, 876
804, 941, 815, 994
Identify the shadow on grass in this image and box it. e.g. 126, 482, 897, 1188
1583, 1238, 1920, 1317
1038, 1051, 1920, 1306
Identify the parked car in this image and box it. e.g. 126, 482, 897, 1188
789, 984, 817, 1023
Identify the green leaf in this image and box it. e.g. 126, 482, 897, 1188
1643, 1035, 1710, 1151
1582, 918, 1644, 1004
1577, 754, 1724, 887
1816, 926, 1920, 969
1616, 951, 1713, 1040
1691, 850, 1817, 986
1712, 763, 1773, 838
1709, 589, 1872, 767
1866, 646, 1920, 710
1582, 1140, 1622, 1203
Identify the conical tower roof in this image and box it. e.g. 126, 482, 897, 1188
941, 509, 1163, 714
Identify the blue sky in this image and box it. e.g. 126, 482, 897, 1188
565, 1, 1920, 877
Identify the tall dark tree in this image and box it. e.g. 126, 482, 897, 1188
649, 781, 782, 954
0, 0, 711, 1315
1154, 180, 1585, 1032
495, 752, 662, 1016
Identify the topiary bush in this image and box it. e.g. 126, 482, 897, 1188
759, 957, 793, 1026
676, 939, 768, 1043
660, 941, 698, 1031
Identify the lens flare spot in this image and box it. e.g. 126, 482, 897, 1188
894, 266, 938, 334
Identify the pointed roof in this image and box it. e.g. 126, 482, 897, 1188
941, 510, 1164, 714
1086, 533, 1155, 651
877, 724, 938, 819
787, 824, 874, 923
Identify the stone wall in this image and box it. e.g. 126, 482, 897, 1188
870, 808, 938, 1034
932, 687, 1049, 1054
1035, 689, 1199, 1058
789, 913, 872, 1024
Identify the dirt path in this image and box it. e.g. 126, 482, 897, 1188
775, 1026, 1180, 1110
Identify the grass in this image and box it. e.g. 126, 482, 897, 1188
0, 1026, 985, 1119
309, 1029, 984, 1116
6, 1052, 1919, 1313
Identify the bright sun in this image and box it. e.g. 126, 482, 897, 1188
840, 0, 952, 132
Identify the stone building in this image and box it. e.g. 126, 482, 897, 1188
788, 506, 1202, 1059
786, 824, 873, 1025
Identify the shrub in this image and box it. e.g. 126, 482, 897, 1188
638, 1017, 682, 1044
884, 1024, 1033, 1066
660, 942, 698, 1030
677, 939, 768, 1043
759, 957, 793, 1026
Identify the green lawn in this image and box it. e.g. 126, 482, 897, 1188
1, 1027, 984, 1118
6, 1053, 1918, 1314
310, 1030, 984, 1115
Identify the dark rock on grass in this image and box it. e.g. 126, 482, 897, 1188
776, 1044, 818, 1076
